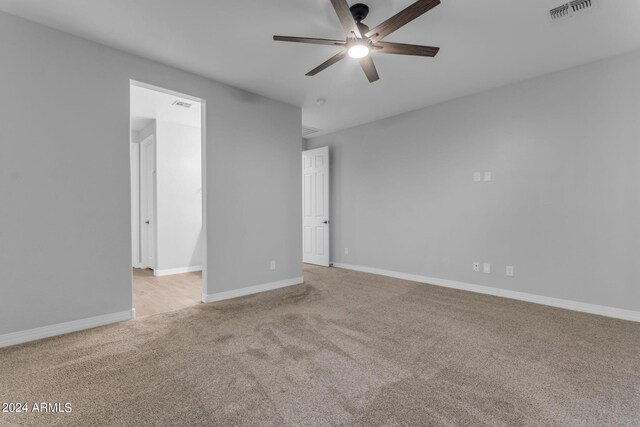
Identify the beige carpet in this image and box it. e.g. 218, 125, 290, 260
1, 265, 639, 426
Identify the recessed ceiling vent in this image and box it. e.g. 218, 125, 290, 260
550, 0, 598, 22
172, 100, 192, 108
302, 126, 321, 137
550, 4, 570, 20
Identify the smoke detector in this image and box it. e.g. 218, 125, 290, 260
550, 0, 599, 22
172, 100, 192, 108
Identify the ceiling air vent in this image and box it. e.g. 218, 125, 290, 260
172, 100, 192, 108
302, 126, 321, 137
550, 4, 570, 21
570, 0, 594, 13
550, 0, 597, 22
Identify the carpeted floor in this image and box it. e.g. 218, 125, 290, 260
1, 265, 639, 426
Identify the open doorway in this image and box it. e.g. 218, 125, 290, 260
130, 81, 205, 318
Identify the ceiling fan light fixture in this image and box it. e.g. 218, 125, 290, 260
273, 0, 441, 83
348, 43, 370, 59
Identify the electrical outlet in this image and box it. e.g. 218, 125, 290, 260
473, 262, 480, 272
506, 266, 514, 277
473, 172, 481, 182
270, 261, 276, 270
344, 248, 349, 255
484, 171, 492, 182
483, 263, 491, 274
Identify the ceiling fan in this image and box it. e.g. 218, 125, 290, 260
273, 0, 441, 83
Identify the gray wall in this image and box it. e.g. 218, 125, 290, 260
308, 50, 640, 312
0, 12, 302, 335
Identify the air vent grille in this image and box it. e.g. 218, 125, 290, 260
550, 4, 570, 20
302, 126, 321, 137
550, 0, 597, 22
172, 100, 192, 108
570, 0, 593, 12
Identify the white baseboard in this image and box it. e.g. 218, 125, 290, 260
154, 265, 203, 277
333, 263, 640, 323
202, 276, 304, 303
0, 309, 136, 349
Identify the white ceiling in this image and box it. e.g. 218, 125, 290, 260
2, 0, 640, 136
130, 85, 201, 131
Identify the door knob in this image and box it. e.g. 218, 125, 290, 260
145, 221, 150, 224
323, 220, 329, 224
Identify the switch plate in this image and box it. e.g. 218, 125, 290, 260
270, 261, 276, 270
506, 266, 514, 277
483, 263, 491, 274
473, 172, 481, 182
473, 262, 480, 272
344, 248, 349, 255
484, 171, 492, 182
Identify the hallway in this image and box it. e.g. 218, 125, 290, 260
133, 268, 202, 317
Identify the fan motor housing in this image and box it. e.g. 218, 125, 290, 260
357, 22, 370, 36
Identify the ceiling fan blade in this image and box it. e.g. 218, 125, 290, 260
374, 41, 440, 57
306, 50, 347, 76
273, 36, 346, 46
359, 55, 380, 83
330, 0, 362, 38
365, 0, 440, 42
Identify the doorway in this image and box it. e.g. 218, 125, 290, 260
302, 146, 330, 266
130, 81, 206, 317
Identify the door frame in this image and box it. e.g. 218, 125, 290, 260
129, 80, 208, 308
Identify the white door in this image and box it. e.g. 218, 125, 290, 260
130, 142, 141, 267
140, 136, 156, 270
302, 146, 330, 266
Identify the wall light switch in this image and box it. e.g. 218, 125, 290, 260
473, 172, 482, 182
270, 261, 276, 270
473, 262, 480, 272
344, 248, 349, 255
483, 263, 491, 274
506, 266, 514, 277
484, 171, 492, 182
